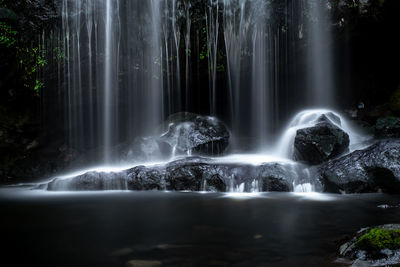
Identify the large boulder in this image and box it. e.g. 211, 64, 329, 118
318, 140, 400, 194
375, 117, 400, 138
67, 113, 231, 165
46, 157, 308, 192
159, 112, 230, 156
293, 117, 350, 165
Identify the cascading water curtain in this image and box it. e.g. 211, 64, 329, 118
222, 0, 277, 150
61, 0, 164, 162
58, 0, 335, 160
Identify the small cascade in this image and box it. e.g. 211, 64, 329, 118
274, 109, 367, 158
250, 179, 260, 193
293, 183, 314, 193
235, 182, 245, 193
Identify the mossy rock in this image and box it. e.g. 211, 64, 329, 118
357, 227, 400, 251
340, 224, 400, 259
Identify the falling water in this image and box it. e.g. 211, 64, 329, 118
184, 1, 192, 110
274, 109, 368, 158
160, 0, 182, 115
221, 0, 283, 150
103, 0, 120, 162
306, 0, 334, 106
59, 0, 340, 162
61, 0, 166, 162
206, 0, 219, 115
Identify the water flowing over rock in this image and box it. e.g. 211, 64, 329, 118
274, 109, 364, 159
118, 137, 172, 163
318, 140, 400, 194
293, 116, 350, 165
46, 157, 311, 192
159, 113, 230, 156
99, 113, 230, 163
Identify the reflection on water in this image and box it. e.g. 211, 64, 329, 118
0, 189, 399, 267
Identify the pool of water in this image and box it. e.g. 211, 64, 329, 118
0, 188, 399, 267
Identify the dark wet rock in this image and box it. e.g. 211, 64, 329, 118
375, 117, 400, 138
47, 157, 307, 192
319, 140, 400, 194
293, 119, 350, 165
339, 224, 400, 267
159, 112, 230, 156
47, 171, 129, 191
317, 113, 341, 125
258, 163, 295, 192
127, 166, 165, 191
165, 159, 226, 191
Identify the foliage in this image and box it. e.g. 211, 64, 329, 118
0, 21, 17, 47
0, 0, 58, 98
53, 46, 65, 63
357, 228, 400, 251
0, 20, 47, 94
17, 46, 47, 92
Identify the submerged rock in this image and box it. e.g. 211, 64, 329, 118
159, 112, 230, 156
293, 117, 350, 165
339, 224, 400, 267
46, 157, 308, 192
318, 139, 400, 194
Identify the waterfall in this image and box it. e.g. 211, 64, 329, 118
59, 0, 338, 160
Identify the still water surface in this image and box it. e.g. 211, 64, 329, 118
1, 189, 399, 267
